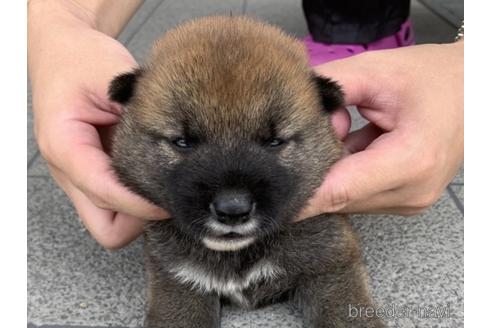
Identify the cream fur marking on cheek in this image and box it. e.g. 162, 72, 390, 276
202, 236, 256, 251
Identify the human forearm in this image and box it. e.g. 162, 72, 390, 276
28, 0, 143, 38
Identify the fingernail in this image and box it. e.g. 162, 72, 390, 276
294, 208, 311, 222
153, 208, 170, 219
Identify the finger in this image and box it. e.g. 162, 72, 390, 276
330, 107, 351, 140
313, 55, 372, 106
299, 132, 410, 216
70, 186, 145, 249
69, 144, 168, 219
80, 54, 138, 118
98, 124, 117, 153
296, 203, 422, 221
314, 58, 399, 132
297, 183, 413, 220
52, 122, 169, 219
346, 206, 426, 216
336, 171, 446, 215
338, 187, 411, 214
344, 123, 384, 153
50, 167, 145, 249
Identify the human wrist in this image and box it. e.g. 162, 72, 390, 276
28, 0, 97, 31
28, 0, 143, 37
66, 0, 144, 37
28, 0, 90, 89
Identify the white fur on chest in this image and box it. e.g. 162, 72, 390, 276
169, 260, 284, 306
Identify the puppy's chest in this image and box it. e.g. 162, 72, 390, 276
168, 259, 286, 308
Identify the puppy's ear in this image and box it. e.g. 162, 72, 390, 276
311, 74, 345, 113
108, 68, 142, 104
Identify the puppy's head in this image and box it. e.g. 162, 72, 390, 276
110, 17, 343, 251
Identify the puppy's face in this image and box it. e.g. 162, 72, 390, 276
110, 17, 343, 251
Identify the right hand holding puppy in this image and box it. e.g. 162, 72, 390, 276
299, 42, 464, 218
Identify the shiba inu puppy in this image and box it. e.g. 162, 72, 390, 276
110, 16, 384, 328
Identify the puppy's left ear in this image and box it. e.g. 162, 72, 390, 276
311, 74, 345, 113
108, 68, 143, 104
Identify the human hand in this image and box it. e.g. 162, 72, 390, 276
299, 41, 463, 218
28, 0, 169, 249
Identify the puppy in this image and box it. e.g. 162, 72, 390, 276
109, 16, 384, 328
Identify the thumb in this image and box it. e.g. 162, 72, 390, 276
313, 55, 373, 106
297, 132, 406, 219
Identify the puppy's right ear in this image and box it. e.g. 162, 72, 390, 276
311, 74, 345, 113
108, 68, 142, 104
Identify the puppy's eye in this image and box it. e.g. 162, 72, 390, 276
267, 138, 286, 148
172, 137, 192, 149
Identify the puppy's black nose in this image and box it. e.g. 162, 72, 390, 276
211, 191, 254, 225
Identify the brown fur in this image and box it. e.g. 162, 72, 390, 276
110, 16, 384, 328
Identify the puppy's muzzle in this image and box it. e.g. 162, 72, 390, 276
210, 189, 256, 226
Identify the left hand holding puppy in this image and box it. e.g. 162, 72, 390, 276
28, 0, 168, 249
299, 42, 463, 218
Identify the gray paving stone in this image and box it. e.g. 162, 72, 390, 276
28, 175, 463, 327
222, 303, 303, 328
350, 192, 463, 328
348, 105, 368, 132
411, 0, 457, 44
245, 0, 308, 38
450, 184, 464, 205
28, 177, 147, 327
117, 0, 166, 45
28, 154, 50, 176
418, 0, 464, 28
126, 0, 244, 63
453, 166, 464, 184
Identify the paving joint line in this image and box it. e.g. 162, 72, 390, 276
121, 0, 167, 46
416, 0, 461, 29
241, 0, 248, 14
447, 185, 464, 215
27, 175, 52, 179
27, 150, 40, 170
